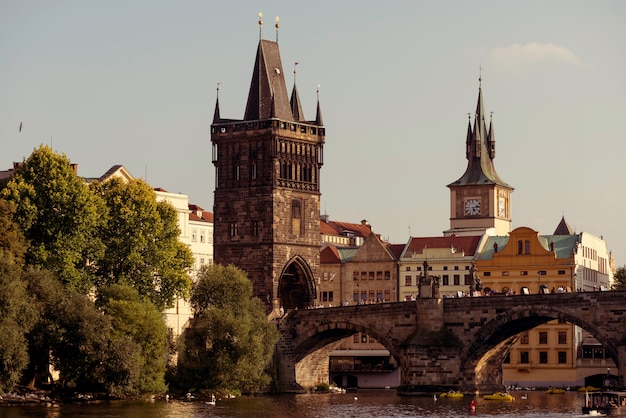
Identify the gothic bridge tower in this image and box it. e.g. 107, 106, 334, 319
445, 77, 513, 237
211, 22, 325, 315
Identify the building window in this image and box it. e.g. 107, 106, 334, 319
376, 271, 382, 280
200, 233, 205, 243
229, 222, 238, 238
502, 271, 510, 276
539, 332, 548, 344
384, 271, 390, 280
353, 271, 359, 280
464, 274, 471, 285
453, 274, 460, 285
384, 290, 391, 301
361, 334, 368, 343
539, 351, 548, 364
558, 351, 567, 364
251, 162, 257, 180
353, 334, 359, 343
443, 266, 448, 271
558, 331, 567, 344
442, 275, 449, 285
454, 266, 459, 271
405, 276, 412, 287
525, 240, 530, 254
291, 199, 302, 236
520, 333, 529, 344
558, 270, 566, 275
361, 271, 367, 280
520, 270, 528, 276
353, 292, 359, 302
520, 351, 530, 364
252, 221, 259, 237
405, 266, 411, 271
369, 272, 375, 280
200, 257, 205, 265
483, 272, 491, 276
192, 230, 197, 242
517, 240, 523, 254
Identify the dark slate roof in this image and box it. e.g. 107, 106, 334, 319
448, 82, 512, 189
553, 216, 575, 235
243, 39, 293, 121
290, 83, 304, 122
388, 244, 405, 260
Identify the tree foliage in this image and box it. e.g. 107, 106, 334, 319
97, 284, 168, 395
0, 199, 38, 393
179, 264, 279, 393
613, 266, 626, 291
0, 145, 105, 292
91, 178, 193, 310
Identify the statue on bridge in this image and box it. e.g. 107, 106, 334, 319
468, 262, 483, 297
417, 259, 441, 298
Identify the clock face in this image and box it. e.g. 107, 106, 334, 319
465, 199, 481, 216
498, 197, 506, 217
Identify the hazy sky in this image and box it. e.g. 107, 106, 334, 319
2, 1, 625, 267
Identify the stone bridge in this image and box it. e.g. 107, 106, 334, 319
274, 291, 626, 394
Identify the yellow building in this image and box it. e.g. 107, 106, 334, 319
475, 225, 613, 387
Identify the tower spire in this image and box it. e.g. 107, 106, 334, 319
290, 62, 304, 121
315, 84, 324, 126
258, 12, 263, 40
212, 82, 221, 123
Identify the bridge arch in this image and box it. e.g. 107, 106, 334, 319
461, 303, 619, 392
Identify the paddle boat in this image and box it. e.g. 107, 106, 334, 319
483, 391, 515, 401
439, 390, 464, 398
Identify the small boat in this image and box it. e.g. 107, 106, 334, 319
520, 393, 528, 400
579, 386, 602, 392
582, 390, 626, 415
483, 391, 515, 401
440, 390, 464, 398
205, 394, 216, 405
546, 388, 566, 394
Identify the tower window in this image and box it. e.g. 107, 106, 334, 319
251, 221, 259, 237
229, 222, 238, 238
291, 199, 302, 235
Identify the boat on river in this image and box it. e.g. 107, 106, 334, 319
582, 390, 626, 416
439, 390, 464, 398
483, 391, 515, 401
547, 388, 566, 394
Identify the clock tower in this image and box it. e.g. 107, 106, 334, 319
445, 77, 513, 237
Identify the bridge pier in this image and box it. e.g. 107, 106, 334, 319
617, 344, 626, 388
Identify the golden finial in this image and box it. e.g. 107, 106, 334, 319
275, 16, 280, 42
258, 12, 263, 39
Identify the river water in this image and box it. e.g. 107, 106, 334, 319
0, 390, 588, 418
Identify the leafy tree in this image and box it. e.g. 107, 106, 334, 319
91, 178, 193, 310
22, 268, 112, 393
179, 264, 279, 393
0, 199, 39, 392
0, 145, 106, 292
613, 266, 626, 291
97, 284, 168, 395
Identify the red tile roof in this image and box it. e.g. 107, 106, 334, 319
404, 236, 482, 256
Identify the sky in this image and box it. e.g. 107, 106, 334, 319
1, 1, 625, 267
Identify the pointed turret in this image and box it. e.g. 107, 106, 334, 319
290, 84, 304, 121
212, 96, 220, 123
315, 95, 323, 126
487, 113, 495, 159
448, 79, 511, 188
243, 39, 293, 121
553, 216, 575, 235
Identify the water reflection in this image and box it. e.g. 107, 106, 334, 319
0, 390, 587, 418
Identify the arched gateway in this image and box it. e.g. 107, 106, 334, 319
278, 256, 316, 310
